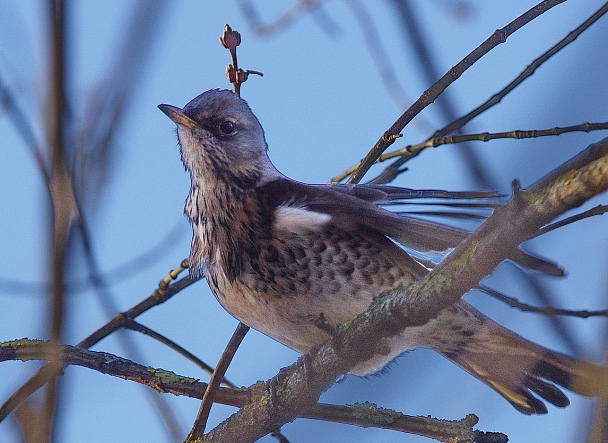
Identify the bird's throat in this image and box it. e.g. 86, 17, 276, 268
185, 176, 268, 282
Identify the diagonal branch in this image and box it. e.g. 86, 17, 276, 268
346, 0, 567, 184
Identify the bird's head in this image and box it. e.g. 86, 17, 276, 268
159, 89, 280, 189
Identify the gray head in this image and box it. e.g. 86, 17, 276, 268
159, 89, 280, 188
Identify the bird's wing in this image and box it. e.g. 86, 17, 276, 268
260, 179, 562, 275
261, 179, 481, 252
323, 183, 499, 204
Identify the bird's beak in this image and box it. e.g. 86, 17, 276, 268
158, 104, 198, 128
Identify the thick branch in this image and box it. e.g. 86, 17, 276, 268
202, 137, 608, 442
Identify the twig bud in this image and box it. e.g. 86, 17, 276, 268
220, 24, 241, 50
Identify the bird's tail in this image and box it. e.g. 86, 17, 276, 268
438, 304, 607, 414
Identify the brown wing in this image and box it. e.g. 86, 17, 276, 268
258, 178, 562, 275
259, 178, 472, 252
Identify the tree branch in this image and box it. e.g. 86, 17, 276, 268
0, 340, 505, 442
0, 265, 193, 423
346, 0, 567, 184
0, 339, 247, 408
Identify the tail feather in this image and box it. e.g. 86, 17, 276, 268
440, 347, 604, 414
437, 303, 608, 414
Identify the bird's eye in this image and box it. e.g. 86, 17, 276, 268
218, 120, 237, 136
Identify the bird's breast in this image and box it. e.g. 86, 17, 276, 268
203, 203, 421, 352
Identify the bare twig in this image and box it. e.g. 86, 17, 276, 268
303, 403, 506, 443
220, 24, 263, 96
540, 204, 608, 235
331, 122, 608, 184
435, 1, 608, 142
125, 320, 236, 387
346, 0, 568, 184
345, 0, 608, 185
0, 340, 247, 408
187, 323, 250, 440
481, 285, 608, 318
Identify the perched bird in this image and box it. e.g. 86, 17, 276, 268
159, 89, 602, 414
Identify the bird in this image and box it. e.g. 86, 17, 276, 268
158, 88, 603, 415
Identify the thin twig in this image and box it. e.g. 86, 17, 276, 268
481, 286, 608, 318
346, 0, 568, 184
540, 204, 608, 235
331, 122, 608, 183
186, 323, 249, 440
435, 1, 608, 141
125, 320, 236, 388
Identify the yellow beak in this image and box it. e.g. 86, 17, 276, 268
158, 104, 198, 128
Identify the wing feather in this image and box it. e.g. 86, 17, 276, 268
258, 178, 562, 275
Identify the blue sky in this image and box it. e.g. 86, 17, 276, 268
1, 1, 608, 442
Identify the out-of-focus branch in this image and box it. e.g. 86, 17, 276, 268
237, 0, 324, 36
0, 74, 49, 182
41, 1, 71, 441
391, 0, 493, 188
585, 295, 608, 443
0, 220, 187, 296
345, 0, 420, 116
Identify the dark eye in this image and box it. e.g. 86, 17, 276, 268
218, 120, 237, 136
